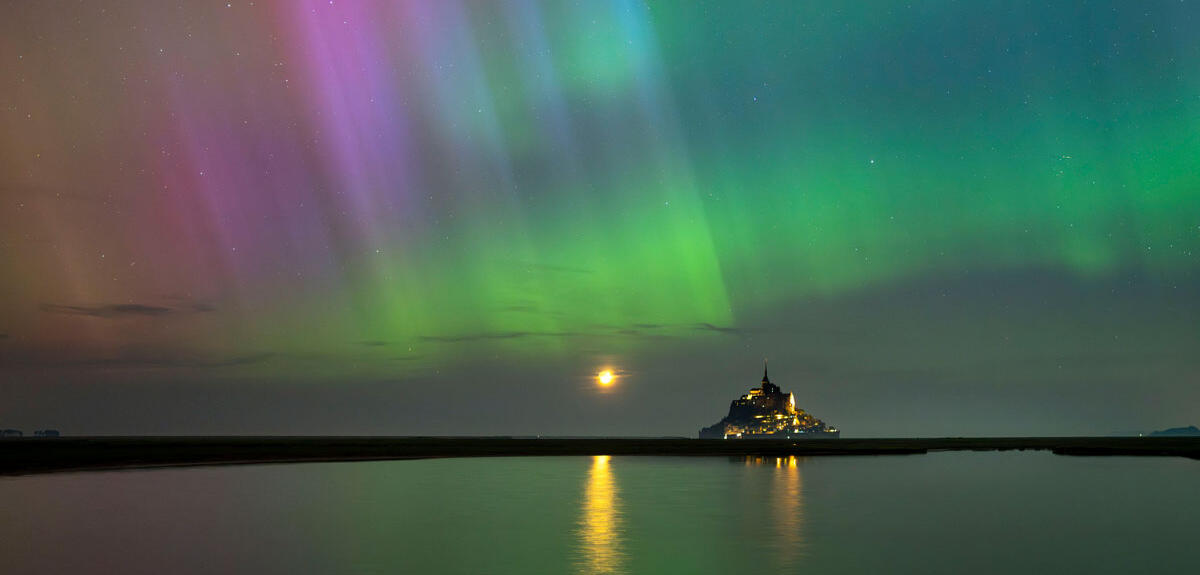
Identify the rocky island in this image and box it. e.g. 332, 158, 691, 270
1150, 425, 1200, 437
699, 364, 839, 439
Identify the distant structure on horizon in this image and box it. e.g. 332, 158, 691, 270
0, 429, 61, 438
699, 363, 839, 439
1149, 426, 1200, 437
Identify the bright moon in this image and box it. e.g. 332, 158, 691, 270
597, 370, 614, 386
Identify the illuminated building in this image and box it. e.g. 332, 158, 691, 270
698, 363, 839, 439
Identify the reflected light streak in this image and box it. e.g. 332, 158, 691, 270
743, 455, 806, 568
772, 455, 805, 568
576, 455, 626, 575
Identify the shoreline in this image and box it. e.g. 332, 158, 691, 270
2, 436, 1197, 476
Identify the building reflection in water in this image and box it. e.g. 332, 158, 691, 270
742, 455, 806, 567
576, 455, 626, 575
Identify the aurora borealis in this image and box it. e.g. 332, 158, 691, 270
1, 1, 1198, 436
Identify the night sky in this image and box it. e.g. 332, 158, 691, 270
2, 1, 1198, 436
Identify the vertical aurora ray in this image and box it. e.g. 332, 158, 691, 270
240, 0, 735, 368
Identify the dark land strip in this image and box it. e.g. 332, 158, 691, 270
1, 436, 1197, 476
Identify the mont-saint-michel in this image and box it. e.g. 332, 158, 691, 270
699, 364, 839, 439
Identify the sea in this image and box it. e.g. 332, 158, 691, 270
2, 451, 1197, 574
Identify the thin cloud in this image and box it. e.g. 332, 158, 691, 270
695, 322, 742, 334
419, 330, 597, 343
420, 322, 745, 344
40, 303, 173, 318
73, 352, 277, 369
4, 351, 277, 369
420, 326, 683, 343
420, 331, 534, 343
40, 301, 218, 318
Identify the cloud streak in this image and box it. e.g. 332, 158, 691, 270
39, 301, 217, 318
418, 321, 746, 343
695, 323, 742, 334
3, 350, 277, 369
73, 352, 277, 369
420, 331, 557, 343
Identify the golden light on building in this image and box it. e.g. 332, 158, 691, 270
577, 455, 625, 574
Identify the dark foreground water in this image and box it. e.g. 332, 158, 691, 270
2, 452, 1197, 574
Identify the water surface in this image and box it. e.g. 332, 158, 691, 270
2, 452, 1197, 574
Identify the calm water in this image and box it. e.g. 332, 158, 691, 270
2, 452, 1197, 574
